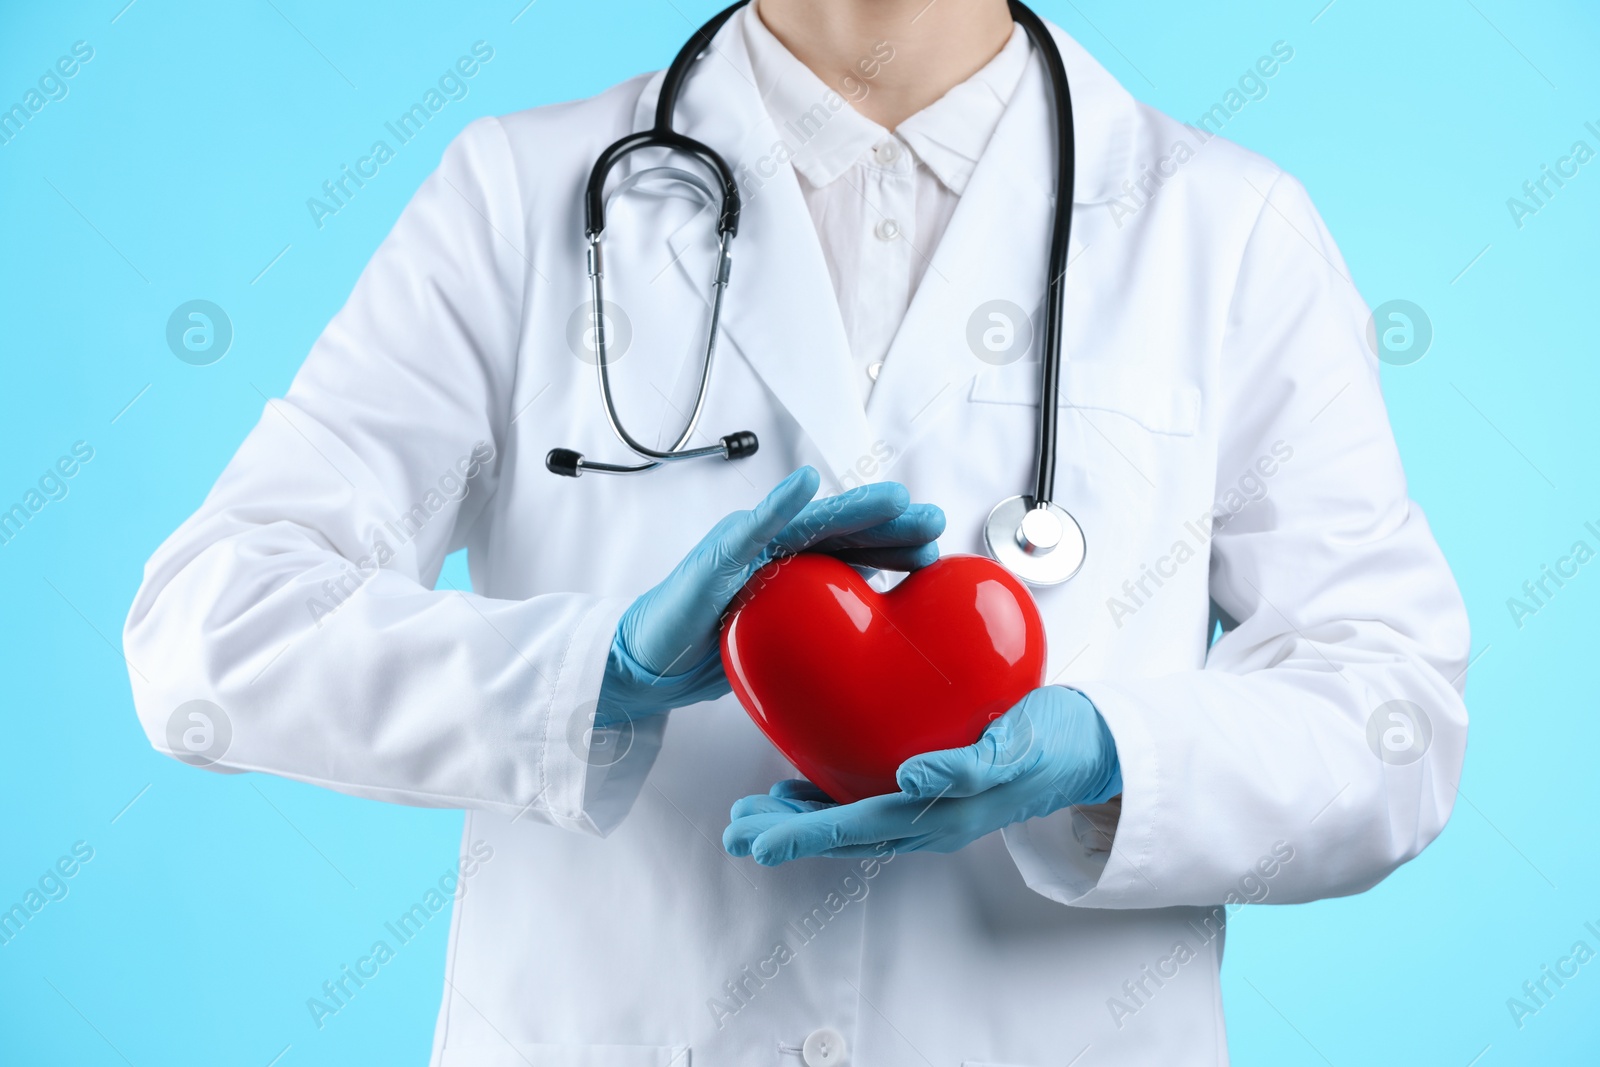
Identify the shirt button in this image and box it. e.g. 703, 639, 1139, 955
802, 1027, 848, 1067
867, 361, 884, 381
872, 140, 899, 164
874, 218, 900, 241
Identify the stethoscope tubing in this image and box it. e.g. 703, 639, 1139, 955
1005, 0, 1075, 510
587, 232, 734, 465
558, 0, 1077, 525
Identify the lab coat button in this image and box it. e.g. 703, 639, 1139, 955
867, 361, 884, 380
874, 218, 900, 241
873, 140, 900, 164
802, 1027, 848, 1066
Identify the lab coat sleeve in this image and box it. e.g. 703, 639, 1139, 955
123, 117, 655, 836
1003, 173, 1471, 906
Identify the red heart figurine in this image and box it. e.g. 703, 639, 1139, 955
720, 553, 1047, 804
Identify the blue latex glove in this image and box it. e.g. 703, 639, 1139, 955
596, 466, 945, 725
722, 685, 1121, 864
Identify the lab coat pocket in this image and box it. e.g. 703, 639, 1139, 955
968, 360, 1202, 437
438, 1043, 689, 1066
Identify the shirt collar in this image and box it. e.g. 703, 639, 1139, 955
639, 4, 1142, 206
742, 6, 1030, 196
896, 25, 1029, 195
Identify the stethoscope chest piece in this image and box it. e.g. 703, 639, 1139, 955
984, 495, 1085, 586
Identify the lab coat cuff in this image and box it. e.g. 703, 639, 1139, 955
1002, 679, 1159, 907
540, 595, 663, 837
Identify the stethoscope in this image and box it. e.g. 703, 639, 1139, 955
547, 0, 1086, 587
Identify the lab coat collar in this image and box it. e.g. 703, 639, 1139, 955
649, 8, 876, 486
637, 6, 1138, 486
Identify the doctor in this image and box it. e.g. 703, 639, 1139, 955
126, 0, 1469, 1063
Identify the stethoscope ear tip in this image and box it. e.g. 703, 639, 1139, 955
720, 431, 759, 460
546, 448, 583, 477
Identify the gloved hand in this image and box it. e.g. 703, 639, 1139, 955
722, 685, 1121, 864
596, 466, 945, 726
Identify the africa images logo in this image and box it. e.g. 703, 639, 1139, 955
1365, 700, 1432, 766
165, 700, 232, 768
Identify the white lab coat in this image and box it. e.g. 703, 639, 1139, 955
125, 11, 1469, 1066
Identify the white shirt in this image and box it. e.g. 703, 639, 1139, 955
743, 10, 1030, 401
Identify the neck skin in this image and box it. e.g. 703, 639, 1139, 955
755, 0, 1014, 129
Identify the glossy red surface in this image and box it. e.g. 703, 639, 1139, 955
720, 553, 1048, 804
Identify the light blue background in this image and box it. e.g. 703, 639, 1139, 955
2, 1, 1595, 1064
